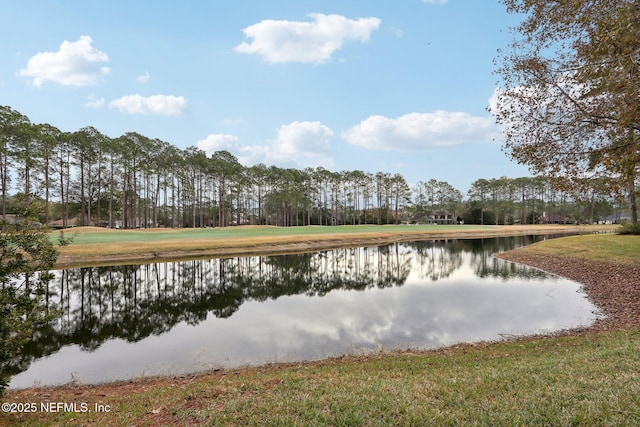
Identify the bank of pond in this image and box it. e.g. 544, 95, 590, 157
6, 235, 600, 389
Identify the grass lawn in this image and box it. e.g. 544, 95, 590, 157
514, 233, 640, 265
55, 224, 482, 245
51, 224, 616, 268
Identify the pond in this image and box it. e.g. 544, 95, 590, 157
8, 235, 600, 388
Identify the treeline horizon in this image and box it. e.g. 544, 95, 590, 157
0, 105, 630, 228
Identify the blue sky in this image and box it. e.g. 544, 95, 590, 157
0, 0, 531, 193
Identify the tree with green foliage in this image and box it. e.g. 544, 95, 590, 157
2, 102, 635, 230
0, 216, 60, 396
0, 106, 23, 219
35, 123, 62, 225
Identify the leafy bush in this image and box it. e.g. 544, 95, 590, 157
617, 222, 640, 235
0, 216, 59, 397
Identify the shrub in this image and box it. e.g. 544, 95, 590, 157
0, 215, 59, 397
616, 222, 640, 235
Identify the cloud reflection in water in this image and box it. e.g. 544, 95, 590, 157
10, 237, 598, 388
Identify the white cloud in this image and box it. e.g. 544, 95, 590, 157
343, 111, 498, 151
197, 134, 254, 164
197, 134, 241, 153
85, 94, 105, 109
109, 94, 188, 116
422, 0, 448, 4
197, 121, 334, 168
268, 121, 334, 166
19, 35, 109, 87
235, 13, 381, 64
137, 71, 150, 84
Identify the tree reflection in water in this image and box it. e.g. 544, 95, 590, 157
8, 235, 589, 388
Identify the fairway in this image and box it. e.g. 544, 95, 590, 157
52, 224, 616, 268
58, 224, 482, 245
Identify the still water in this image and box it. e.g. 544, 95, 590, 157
9, 236, 599, 388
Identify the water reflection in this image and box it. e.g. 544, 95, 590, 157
9, 236, 599, 388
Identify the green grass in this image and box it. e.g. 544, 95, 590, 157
51, 224, 616, 267
55, 224, 518, 266
56, 224, 484, 245
5, 330, 640, 426
518, 233, 640, 264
